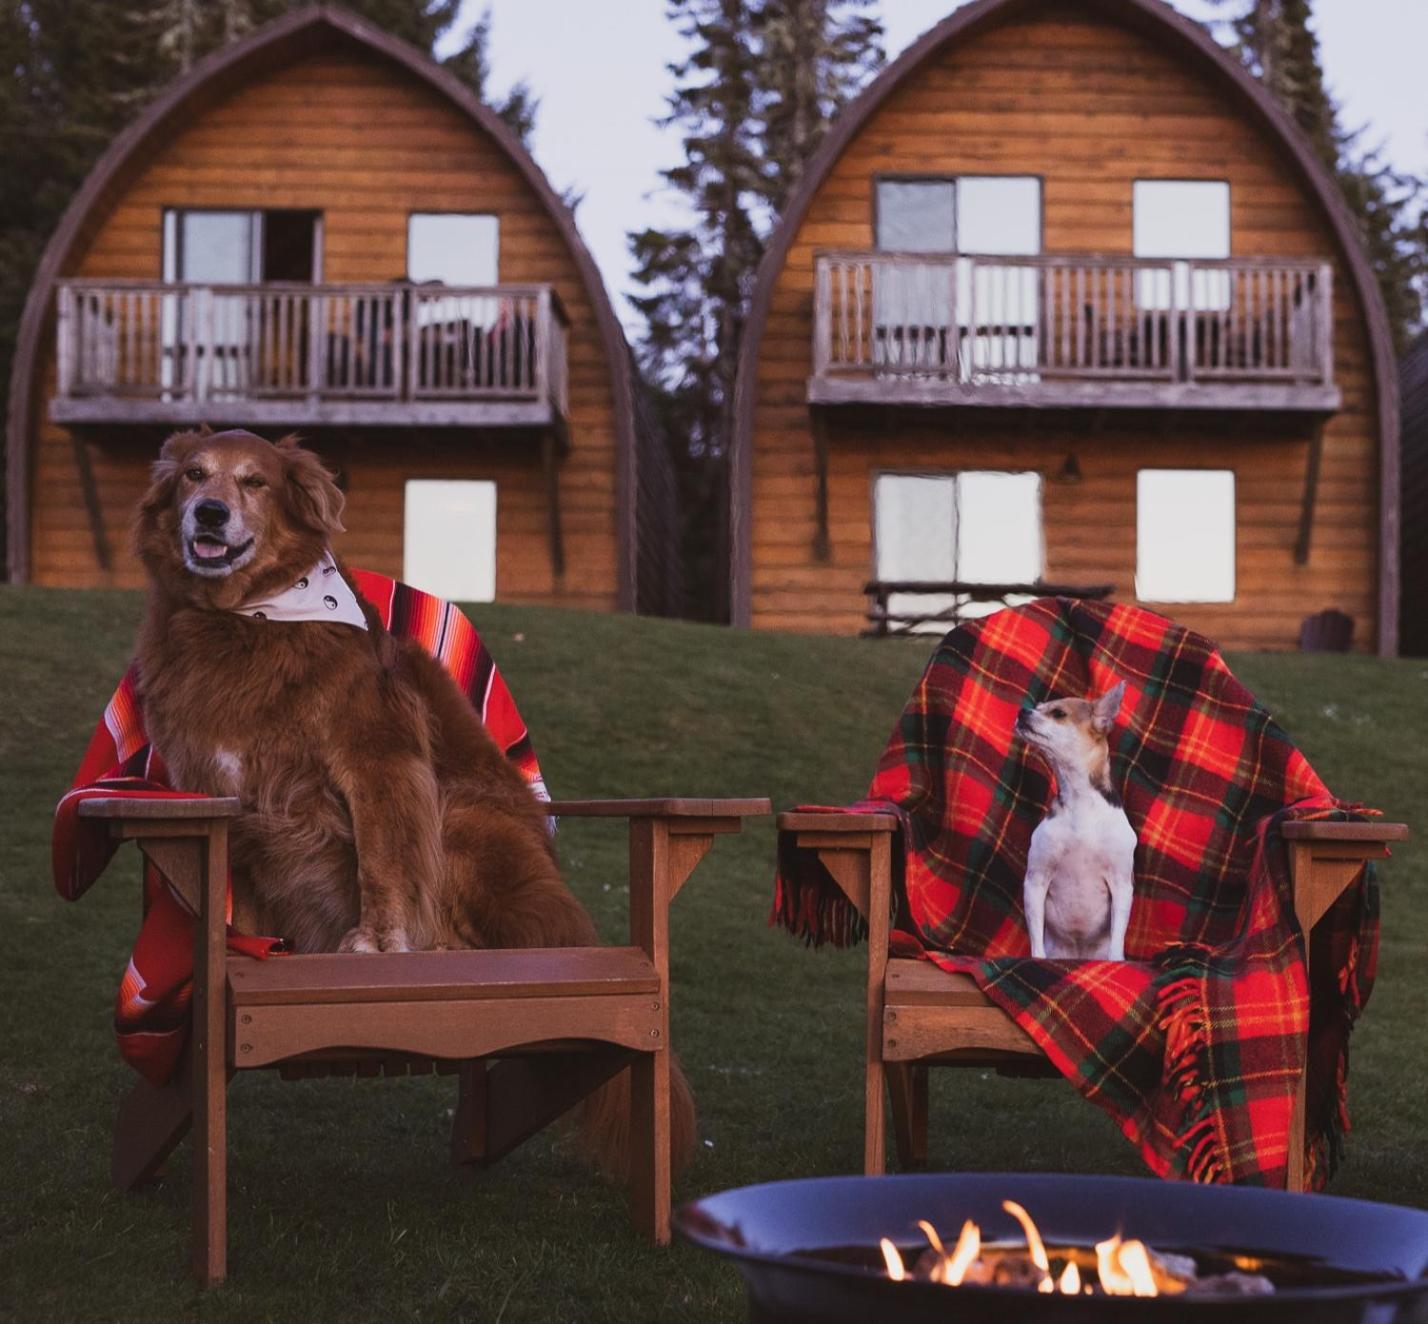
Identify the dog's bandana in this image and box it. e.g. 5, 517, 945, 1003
233, 551, 368, 630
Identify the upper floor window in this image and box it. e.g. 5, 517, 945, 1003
1133, 180, 1230, 309
875, 176, 1041, 256
162, 209, 321, 284
407, 213, 499, 285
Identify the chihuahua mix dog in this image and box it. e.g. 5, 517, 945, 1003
1015, 681, 1137, 960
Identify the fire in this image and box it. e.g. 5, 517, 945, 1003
885, 1202, 1176, 1297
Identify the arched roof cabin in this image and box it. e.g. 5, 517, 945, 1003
8, 6, 675, 613
732, 0, 1398, 653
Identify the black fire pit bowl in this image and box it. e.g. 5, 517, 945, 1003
674, 1173, 1428, 1324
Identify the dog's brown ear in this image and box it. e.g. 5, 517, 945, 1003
276, 434, 345, 536
138, 431, 198, 519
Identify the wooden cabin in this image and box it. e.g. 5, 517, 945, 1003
6, 6, 678, 614
1400, 330, 1428, 656
731, 0, 1400, 653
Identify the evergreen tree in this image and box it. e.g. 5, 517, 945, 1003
754, 0, 882, 215
440, 5, 540, 145
1209, 0, 1425, 348
629, 0, 881, 619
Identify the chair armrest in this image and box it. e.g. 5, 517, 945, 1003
548, 797, 770, 819
77, 797, 236, 922
78, 795, 242, 826
1280, 820, 1408, 844
777, 810, 898, 835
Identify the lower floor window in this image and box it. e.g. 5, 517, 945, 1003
403, 479, 497, 603
873, 470, 1043, 629
1136, 469, 1236, 603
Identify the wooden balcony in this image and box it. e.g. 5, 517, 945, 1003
51, 280, 570, 431
810, 252, 1339, 414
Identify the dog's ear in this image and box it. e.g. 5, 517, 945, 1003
138, 431, 199, 521
275, 434, 345, 536
1091, 680, 1127, 735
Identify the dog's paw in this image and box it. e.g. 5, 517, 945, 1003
337, 925, 411, 953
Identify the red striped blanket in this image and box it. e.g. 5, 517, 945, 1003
53, 570, 546, 1086
773, 598, 1380, 1189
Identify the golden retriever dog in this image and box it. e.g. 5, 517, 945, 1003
134, 426, 694, 1178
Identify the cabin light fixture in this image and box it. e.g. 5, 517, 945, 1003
1056, 453, 1083, 484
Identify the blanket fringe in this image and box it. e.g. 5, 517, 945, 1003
769, 873, 868, 949
1156, 974, 1226, 1183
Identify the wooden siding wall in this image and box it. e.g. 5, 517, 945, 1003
748, 3, 1382, 650
1400, 332, 1428, 656
28, 46, 620, 609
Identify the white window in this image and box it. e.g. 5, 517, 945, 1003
873, 177, 1041, 377
407, 213, 499, 285
1133, 180, 1231, 310
1136, 470, 1235, 603
874, 471, 1043, 629
403, 480, 497, 603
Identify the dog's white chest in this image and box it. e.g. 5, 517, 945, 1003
1025, 793, 1137, 960
210, 747, 244, 795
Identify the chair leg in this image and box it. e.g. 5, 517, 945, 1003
1286, 1070, 1308, 1192
864, 1057, 887, 1175
450, 1060, 489, 1165
630, 1050, 671, 1243
112, 1064, 193, 1192
887, 1063, 929, 1170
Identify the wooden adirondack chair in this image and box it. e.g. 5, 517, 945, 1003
83, 793, 768, 1285
777, 810, 1406, 1192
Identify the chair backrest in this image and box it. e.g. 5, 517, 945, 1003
869, 597, 1331, 960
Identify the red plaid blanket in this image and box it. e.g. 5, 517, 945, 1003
774, 598, 1379, 1188
53, 570, 546, 1086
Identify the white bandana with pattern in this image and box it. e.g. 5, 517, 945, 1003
233, 551, 368, 630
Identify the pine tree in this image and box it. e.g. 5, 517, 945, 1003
1209, 0, 1425, 348
440, 5, 540, 145
753, 0, 882, 215
630, 0, 882, 619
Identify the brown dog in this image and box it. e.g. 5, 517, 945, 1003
133, 427, 694, 1176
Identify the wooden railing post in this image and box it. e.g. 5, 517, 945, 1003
813, 256, 832, 378
535, 286, 552, 410
1317, 263, 1334, 386
56, 284, 76, 396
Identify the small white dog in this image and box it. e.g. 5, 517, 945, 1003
1015, 681, 1137, 960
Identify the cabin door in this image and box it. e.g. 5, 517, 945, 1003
161, 209, 321, 400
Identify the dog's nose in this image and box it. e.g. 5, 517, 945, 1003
194, 499, 230, 529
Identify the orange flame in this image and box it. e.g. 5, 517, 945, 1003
880, 1204, 1169, 1297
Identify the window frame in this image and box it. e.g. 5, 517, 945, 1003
405, 211, 501, 287
871, 172, 1045, 256
402, 478, 500, 604
870, 467, 1046, 586
1134, 467, 1237, 604
162, 207, 325, 284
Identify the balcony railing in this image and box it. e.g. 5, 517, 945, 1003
52, 280, 570, 430
810, 252, 1338, 412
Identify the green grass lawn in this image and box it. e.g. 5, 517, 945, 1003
1, 588, 1425, 1322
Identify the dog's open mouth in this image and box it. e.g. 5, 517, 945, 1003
186, 534, 255, 574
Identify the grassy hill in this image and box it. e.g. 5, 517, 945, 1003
1, 588, 1424, 1322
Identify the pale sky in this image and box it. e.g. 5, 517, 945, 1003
444, 1, 1428, 333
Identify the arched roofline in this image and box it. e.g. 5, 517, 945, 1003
6, 3, 637, 609
730, 0, 1398, 653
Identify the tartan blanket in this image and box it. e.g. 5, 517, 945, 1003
773, 598, 1379, 1189
53, 570, 547, 1086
